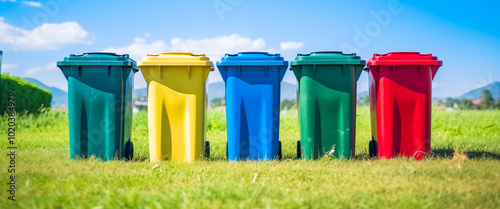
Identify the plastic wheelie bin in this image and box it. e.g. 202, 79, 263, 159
217, 52, 288, 161
138, 52, 212, 163
291, 51, 364, 160
57, 52, 138, 161
365, 52, 442, 160
0, 51, 2, 92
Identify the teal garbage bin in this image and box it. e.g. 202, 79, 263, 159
57, 52, 138, 161
0, 50, 2, 93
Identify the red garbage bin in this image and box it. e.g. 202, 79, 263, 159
365, 52, 442, 160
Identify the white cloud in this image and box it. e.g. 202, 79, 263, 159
169, 34, 267, 59
2, 63, 18, 70
25, 66, 42, 75
25, 62, 59, 75
2, 63, 18, 74
0, 17, 90, 51
1, 0, 41, 7
280, 41, 304, 51
104, 34, 304, 85
103, 34, 271, 61
44, 61, 58, 71
102, 37, 168, 61
432, 82, 446, 89
22, 1, 41, 7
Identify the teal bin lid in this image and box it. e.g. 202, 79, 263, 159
290, 51, 365, 66
216, 52, 289, 66
57, 52, 138, 70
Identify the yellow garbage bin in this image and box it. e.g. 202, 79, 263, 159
138, 52, 213, 163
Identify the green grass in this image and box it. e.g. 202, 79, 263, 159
1, 107, 500, 208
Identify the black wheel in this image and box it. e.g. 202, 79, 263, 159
369, 136, 377, 158
204, 141, 210, 159
278, 141, 283, 160
297, 141, 301, 159
125, 140, 134, 161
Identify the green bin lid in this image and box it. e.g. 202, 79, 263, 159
57, 52, 138, 69
290, 51, 365, 67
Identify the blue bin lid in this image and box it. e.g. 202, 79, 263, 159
291, 51, 365, 66
216, 52, 288, 66
57, 52, 138, 70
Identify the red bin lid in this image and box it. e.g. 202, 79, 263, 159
367, 52, 442, 66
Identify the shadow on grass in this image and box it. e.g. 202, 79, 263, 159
432, 148, 500, 160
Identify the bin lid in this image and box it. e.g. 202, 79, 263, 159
57, 52, 138, 68
367, 52, 442, 66
290, 51, 365, 66
216, 52, 288, 66
138, 52, 212, 67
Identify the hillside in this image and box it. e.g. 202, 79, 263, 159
207, 82, 298, 102
25, 78, 500, 108
24, 78, 68, 107
458, 82, 500, 101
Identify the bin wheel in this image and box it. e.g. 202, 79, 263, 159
204, 141, 210, 159
125, 140, 134, 161
369, 137, 378, 158
297, 141, 301, 159
278, 141, 283, 160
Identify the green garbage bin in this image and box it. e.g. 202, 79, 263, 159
291, 51, 365, 160
0, 51, 2, 93
57, 52, 138, 161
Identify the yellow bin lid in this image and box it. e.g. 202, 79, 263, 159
138, 52, 213, 67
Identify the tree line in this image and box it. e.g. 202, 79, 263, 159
438, 90, 500, 110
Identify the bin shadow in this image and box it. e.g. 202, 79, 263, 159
347, 149, 500, 161
432, 148, 500, 160
132, 155, 150, 162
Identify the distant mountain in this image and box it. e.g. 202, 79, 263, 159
208, 82, 225, 102
134, 88, 147, 99
357, 91, 368, 100
281, 82, 297, 101
133, 82, 227, 102
23, 78, 68, 107
207, 82, 298, 102
458, 82, 500, 101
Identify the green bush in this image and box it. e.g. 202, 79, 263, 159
0, 73, 52, 114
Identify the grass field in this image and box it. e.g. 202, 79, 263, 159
1, 107, 500, 209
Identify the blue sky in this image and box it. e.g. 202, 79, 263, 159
1, 0, 499, 97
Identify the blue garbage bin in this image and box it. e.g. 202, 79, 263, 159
217, 52, 288, 161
